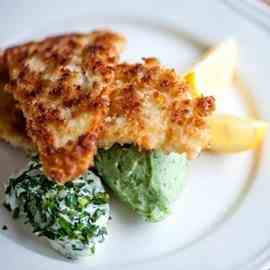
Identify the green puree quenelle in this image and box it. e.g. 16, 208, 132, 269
96, 144, 189, 222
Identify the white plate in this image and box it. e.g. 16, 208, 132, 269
0, 1, 270, 269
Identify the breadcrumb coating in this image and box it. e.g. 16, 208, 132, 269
0, 54, 33, 152
1, 31, 215, 182
3, 31, 126, 182
99, 58, 215, 158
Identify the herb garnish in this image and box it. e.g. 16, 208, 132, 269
4, 158, 110, 259
2, 225, 8, 230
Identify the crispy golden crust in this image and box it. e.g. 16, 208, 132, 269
0, 88, 34, 152
3, 31, 126, 182
1, 32, 215, 183
98, 58, 215, 158
0, 54, 34, 152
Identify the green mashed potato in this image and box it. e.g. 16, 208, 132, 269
5, 157, 110, 259
96, 144, 189, 222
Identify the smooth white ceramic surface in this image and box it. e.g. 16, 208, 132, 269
0, 1, 270, 269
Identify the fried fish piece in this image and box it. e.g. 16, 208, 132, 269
0, 60, 215, 160
1, 34, 215, 183
98, 58, 215, 159
2, 31, 126, 182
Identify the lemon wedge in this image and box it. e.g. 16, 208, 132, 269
208, 114, 268, 153
185, 38, 238, 97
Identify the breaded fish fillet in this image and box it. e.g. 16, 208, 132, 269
98, 58, 215, 159
1, 32, 215, 183
2, 31, 126, 182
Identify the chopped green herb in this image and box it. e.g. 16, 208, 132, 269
3, 202, 11, 212
12, 208, 20, 219
4, 158, 110, 259
92, 192, 110, 205
2, 225, 8, 230
90, 245, 95, 254
65, 193, 77, 208
78, 197, 89, 208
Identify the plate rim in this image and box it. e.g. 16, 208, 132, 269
0, 1, 270, 269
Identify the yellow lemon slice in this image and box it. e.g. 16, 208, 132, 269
208, 114, 268, 153
185, 38, 238, 97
